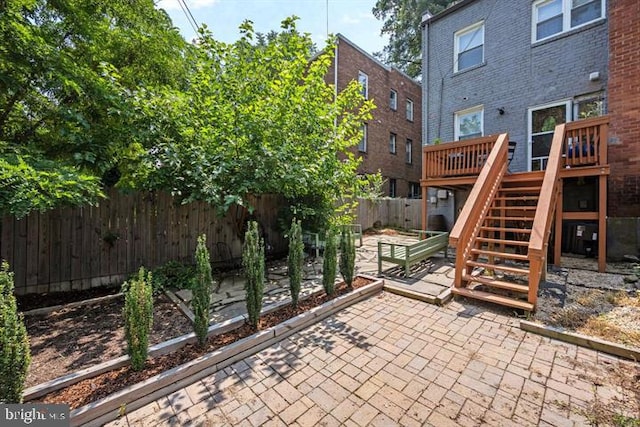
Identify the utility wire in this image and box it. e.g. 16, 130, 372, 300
178, 0, 199, 34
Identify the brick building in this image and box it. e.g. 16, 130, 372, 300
327, 34, 422, 198
608, 0, 640, 218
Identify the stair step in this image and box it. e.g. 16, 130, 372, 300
494, 196, 539, 202
470, 248, 529, 261
485, 216, 534, 222
466, 260, 530, 275
480, 226, 532, 234
451, 287, 534, 311
498, 186, 542, 193
477, 237, 530, 246
464, 274, 530, 293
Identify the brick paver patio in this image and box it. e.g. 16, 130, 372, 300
109, 292, 639, 427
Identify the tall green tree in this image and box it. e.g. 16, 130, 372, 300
126, 17, 374, 223
0, 0, 192, 217
373, 0, 454, 78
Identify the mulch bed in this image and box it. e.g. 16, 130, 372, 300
18, 285, 121, 312
36, 277, 372, 410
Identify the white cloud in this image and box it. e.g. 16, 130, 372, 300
156, 0, 218, 11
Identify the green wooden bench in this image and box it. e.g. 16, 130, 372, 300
377, 230, 449, 277
303, 224, 363, 258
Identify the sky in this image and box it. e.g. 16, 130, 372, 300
156, 0, 388, 57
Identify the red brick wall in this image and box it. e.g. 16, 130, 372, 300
608, 0, 640, 217
328, 37, 422, 198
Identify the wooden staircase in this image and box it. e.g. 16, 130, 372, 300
452, 175, 543, 311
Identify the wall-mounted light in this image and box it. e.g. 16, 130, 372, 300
589, 71, 600, 81
497, 107, 505, 115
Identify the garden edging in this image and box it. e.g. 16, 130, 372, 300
520, 320, 640, 361
70, 275, 383, 427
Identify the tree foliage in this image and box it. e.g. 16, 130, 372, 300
123, 267, 154, 371
0, 0, 192, 217
243, 221, 265, 330
287, 219, 304, 308
193, 235, 213, 347
373, 0, 454, 78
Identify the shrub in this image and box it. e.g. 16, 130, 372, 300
123, 267, 154, 371
0, 261, 30, 403
322, 228, 338, 297
288, 218, 304, 308
193, 235, 213, 347
151, 260, 196, 293
339, 228, 356, 289
243, 221, 265, 330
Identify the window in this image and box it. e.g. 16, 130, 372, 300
574, 93, 604, 119
406, 99, 414, 121
389, 132, 397, 154
358, 71, 368, 99
533, 0, 605, 42
408, 182, 421, 199
455, 106, 483, 140
358, 124, 367, 152
390, 90, 397, 110
528, 101, 571, 171
405, 139, 413, 164
389, 179, 397, 197
454, 22, 484, 72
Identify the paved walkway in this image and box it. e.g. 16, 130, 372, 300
109, 293, 640, 427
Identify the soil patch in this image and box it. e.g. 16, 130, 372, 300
18, 285, 121, 312
35, 277, 372, 410
25, 294, 193, 388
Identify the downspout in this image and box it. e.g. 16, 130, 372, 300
421, 13, 432, 232
334, 38, 339, 127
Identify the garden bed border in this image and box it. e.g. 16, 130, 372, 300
55, 275, 381, 426
520, 320, 640, 361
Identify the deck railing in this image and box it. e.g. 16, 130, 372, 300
528, 123, 566, 305
563, 116, 609, 168
449, 134, 509, 288
423, 135, 498, 178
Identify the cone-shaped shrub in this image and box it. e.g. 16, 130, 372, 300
0, 261, 30, 403
123, 267, 153, 372
243, 221, 265, 330
288, 219, 304, 308
322, 228, 338, 297
339, 228, 356, 289
193, 235, 213, 347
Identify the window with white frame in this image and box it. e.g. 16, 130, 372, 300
389, 132, 397, 154
389, 178, 397, 197
528, 101, 571, 171
390, 90, 397, 110
454, 106, 483, 140
358, 71, 368, 99
405, 139, 413, 164
533, 0, 605, 42
454, 22, 484, 72
406, 99, 414, 121
358, 123, 367, 152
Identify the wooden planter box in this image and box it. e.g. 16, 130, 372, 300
63, 275, 383, 427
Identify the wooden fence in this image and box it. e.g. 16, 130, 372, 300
355, 197, 422, 231
0, 190, 286, 295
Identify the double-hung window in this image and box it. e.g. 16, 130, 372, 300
454, 22, 484, 72
389, 132, 397, 154
533, 0, 605, 42
405, 139, 413, 164
455, 106, 484, 140
406, 99, 414, 121
358, 71, 368, 99
358, 124, 367, 152
390, 90, 397, 110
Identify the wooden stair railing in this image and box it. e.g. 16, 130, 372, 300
527, 123, 566, 306
449, 133, 509, 289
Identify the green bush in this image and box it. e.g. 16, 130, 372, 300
339, 228, 356, 289
288, 219, 304, 308
151, 260, 196, 293
0, 261, 30, 403
123, 267, 154, 371
243, 221, 265, 330
193, 235, 213, 347
322, 228, 338, 297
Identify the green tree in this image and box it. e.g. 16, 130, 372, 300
193, 235, 213, 347
373, 0, 454, 78
125, 17, 374, 222
243, 221, 265, 330
0, 261, 30, 403
339, 228, 356, 289
123, 267, 154, 371
287, 219, 304, 308
0, 0, 192, 217
322, 228, 338, 297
